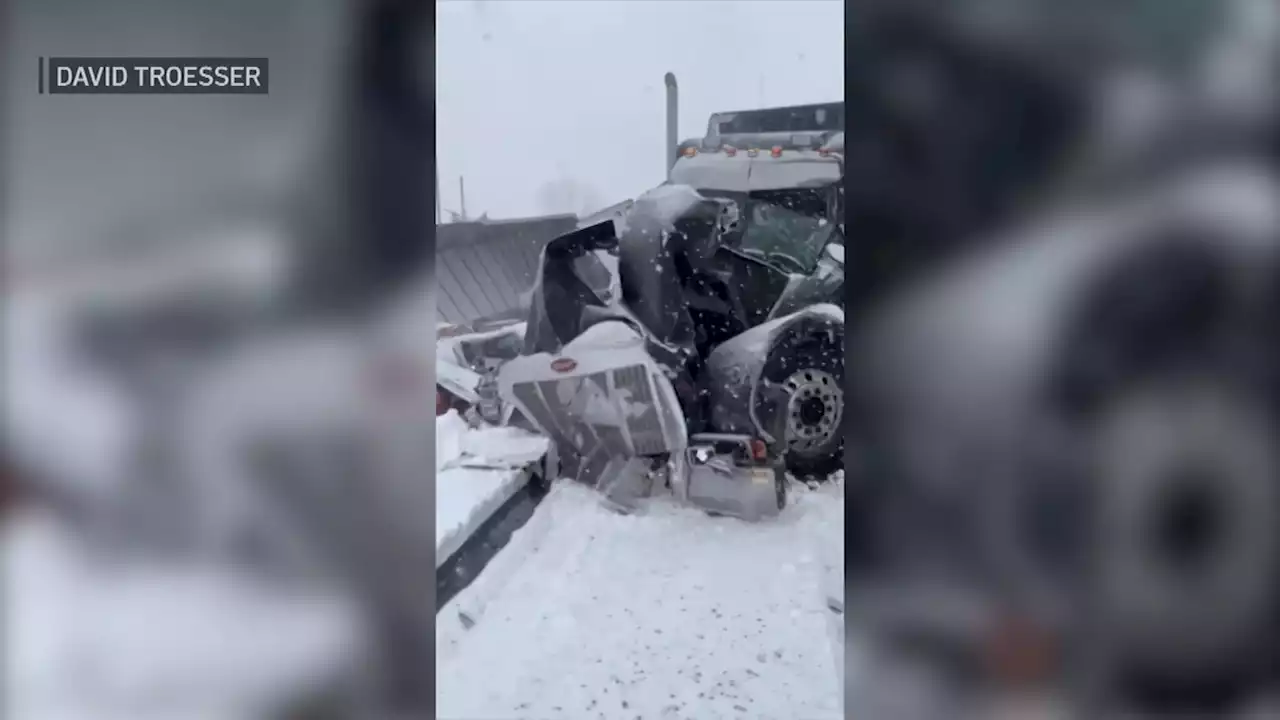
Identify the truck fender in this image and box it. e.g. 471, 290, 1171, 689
703, 303, 844, 441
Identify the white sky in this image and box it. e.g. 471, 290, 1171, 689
435, 0, 844, 220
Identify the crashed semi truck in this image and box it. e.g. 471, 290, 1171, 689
490, 77, 847, 521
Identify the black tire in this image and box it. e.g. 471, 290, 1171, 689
1086, 380, 1280, 693
767, 339, 845, 480
528, 456, 552, 496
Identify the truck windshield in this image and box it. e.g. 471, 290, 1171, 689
735, 189, 836, 275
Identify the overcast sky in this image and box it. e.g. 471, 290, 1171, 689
435, 0, 844, 220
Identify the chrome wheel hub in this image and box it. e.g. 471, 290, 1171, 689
782, 368, 843, 454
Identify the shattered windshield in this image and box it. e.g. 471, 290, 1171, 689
740, 198, 835, 274
714, 188, 837, 274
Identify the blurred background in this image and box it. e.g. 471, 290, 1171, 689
841, 0, 1280, 717
5, 1, 435, 717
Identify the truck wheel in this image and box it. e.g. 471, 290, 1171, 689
770, 341, 845, 480
1090, 379, 1279, 696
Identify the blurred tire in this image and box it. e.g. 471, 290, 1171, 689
1090, 378, 1280, 691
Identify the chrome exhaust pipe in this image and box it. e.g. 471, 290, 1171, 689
665, 72, 679, 180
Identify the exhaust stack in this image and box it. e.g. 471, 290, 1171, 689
664, 72, 679, 181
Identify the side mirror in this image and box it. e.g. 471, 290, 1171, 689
824, 243, 845, 266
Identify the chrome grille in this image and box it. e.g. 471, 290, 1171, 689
509, 363, 675, 461
511, 381, 562, 443
612, 364, 667, 455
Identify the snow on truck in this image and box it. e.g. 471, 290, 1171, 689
482, 75, 847, 521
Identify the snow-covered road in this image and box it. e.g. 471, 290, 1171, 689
6, 510, 366, 720
434, 411, 548, 569
435, 473, 845, 720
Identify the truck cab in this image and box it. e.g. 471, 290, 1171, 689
666, 130, 845, 348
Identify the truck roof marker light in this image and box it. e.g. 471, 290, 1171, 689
770, 146, 783, 158
723, 146, 737, 156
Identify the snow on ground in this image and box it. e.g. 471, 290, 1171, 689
436, 478, 845, 720
436, 411, 469, 473
6, 509, 365, 720
435, 411, 548, 568
5, 293, 138, 500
